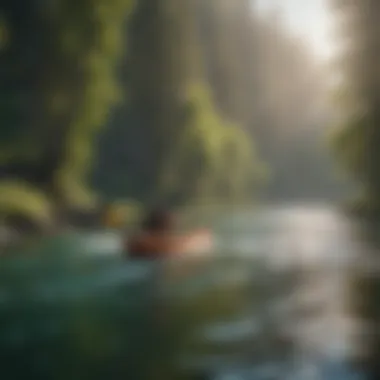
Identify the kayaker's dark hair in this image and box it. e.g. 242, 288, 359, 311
142, 208, 174, 232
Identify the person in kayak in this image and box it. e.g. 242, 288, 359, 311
127, 208, 213, 259
125, 208, 213, 379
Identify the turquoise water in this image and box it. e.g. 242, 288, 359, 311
0, 204, 367, 379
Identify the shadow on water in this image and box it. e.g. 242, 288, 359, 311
0, 203, 377, 379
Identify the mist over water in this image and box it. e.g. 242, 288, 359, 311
181, 203, 364, 378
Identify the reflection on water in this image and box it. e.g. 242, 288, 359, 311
192, 203, 366, 379
0, 203, 376, 379
346, 221, 380, 380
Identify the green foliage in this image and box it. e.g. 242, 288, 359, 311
57, 173, 98, 211
159, 84, 266, 204
194, 0, 340, 201
0, 0, 134, 224
93, 0, 267, 206
330, 0, 380, 209
52, 0, 134, 208
0, 180, 52, 225
328, 116, 367, 181
103, 199, 142, 228
2, 0, 268, 224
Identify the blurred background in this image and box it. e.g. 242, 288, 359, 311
0, 0, 379, 379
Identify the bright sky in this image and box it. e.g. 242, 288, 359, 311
254, 0, 334, 61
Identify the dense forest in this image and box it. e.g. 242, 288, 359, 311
0, 0, 346, 230
328, 2, 380, 379
329, 0, 380, 215
0, 0, 135, 229
93, 0, 266, 206
3, 2, 380, 378
94, 0, 345, 205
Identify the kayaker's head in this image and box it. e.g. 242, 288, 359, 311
141, 208, 175, 233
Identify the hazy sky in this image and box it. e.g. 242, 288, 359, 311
255, 0, 334, 61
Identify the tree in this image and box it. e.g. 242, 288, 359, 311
159, 84, 266, 205
330, 0, 380, 210
330, 3, 380, 380
93, 0, 265, 206
194, 1, 336, 201
0, 0, 134, 225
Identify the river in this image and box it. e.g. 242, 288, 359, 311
2, 203, 371, 379
196, 203, 362, 379
82, 202, 368, 379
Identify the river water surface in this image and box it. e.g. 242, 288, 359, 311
82, 203, 368, 379
204, 203, 362, 379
